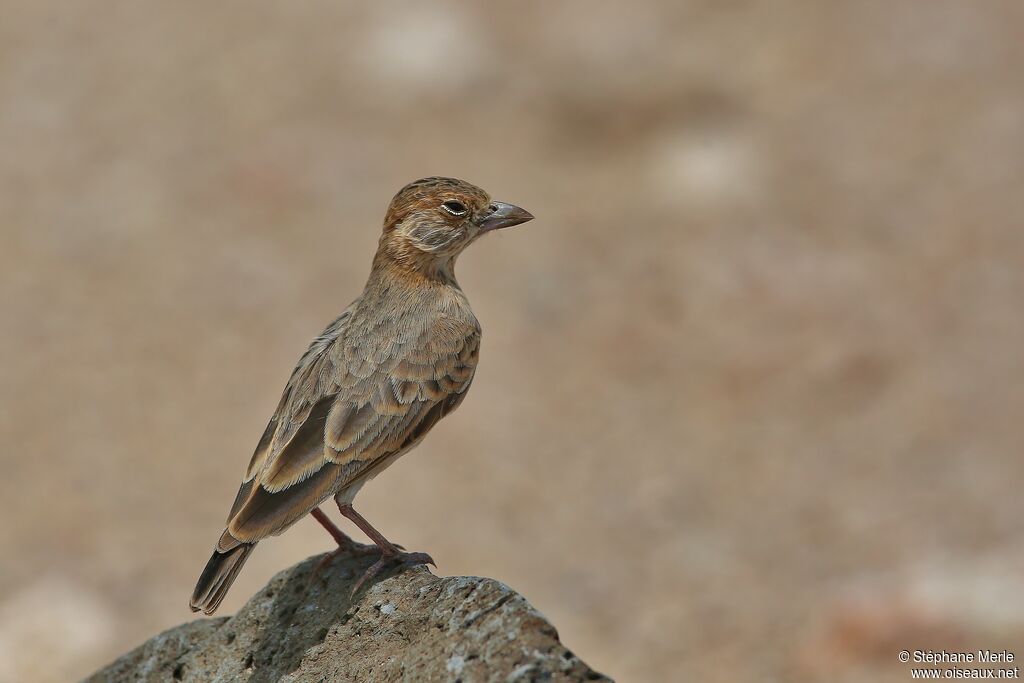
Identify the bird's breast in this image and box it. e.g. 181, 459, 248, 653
340, 304, 480, 386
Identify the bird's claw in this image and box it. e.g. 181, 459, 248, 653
309, 542, 381, 584
350, 550, 436, 596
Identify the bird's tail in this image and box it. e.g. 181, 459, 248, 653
189, 542, 255, 615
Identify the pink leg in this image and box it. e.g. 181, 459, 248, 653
310, 507, 359, 549
336, 501, 435, 595
309, 507, 378, 580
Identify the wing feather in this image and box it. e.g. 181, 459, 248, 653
223, 307, 479, 544
259, 396, 335, 492
228, 462, 344, 541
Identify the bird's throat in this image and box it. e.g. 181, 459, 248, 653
372, 242, 459, 287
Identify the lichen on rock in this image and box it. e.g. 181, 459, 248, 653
84, 554, 610, 682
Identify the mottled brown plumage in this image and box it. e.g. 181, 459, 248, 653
190, 178, 533, 614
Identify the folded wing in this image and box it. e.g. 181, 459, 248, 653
220, 316, 479, 546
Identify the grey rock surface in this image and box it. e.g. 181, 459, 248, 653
84, 554, 610, 682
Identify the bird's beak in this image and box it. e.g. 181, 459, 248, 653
478, 202, 534, 232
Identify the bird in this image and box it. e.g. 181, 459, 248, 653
189, 177, 534, 615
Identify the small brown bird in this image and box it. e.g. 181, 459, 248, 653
190, 177, 533, 614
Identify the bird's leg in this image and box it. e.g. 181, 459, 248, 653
336, 501, 435, 595
309, 507, 378, 579
310, 507, 362, 549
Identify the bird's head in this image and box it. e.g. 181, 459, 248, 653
376, 177, 533, 277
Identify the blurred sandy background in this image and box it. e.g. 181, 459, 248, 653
2, 2, 1024, 682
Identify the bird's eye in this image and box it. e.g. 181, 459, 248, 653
441, 200, 468, 216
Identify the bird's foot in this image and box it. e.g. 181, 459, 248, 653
350, 550, 436, 596
310, 541, 381, 582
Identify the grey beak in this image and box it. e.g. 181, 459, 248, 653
478, 201, 534, 232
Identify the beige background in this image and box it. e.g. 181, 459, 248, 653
2, 2, 1023, 682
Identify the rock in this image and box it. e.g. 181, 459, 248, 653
83, 554, 610, 682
